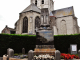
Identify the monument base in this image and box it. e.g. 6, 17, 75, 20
34, 45, 56, 56
34, 48, 56, 56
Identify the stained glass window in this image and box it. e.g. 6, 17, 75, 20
35, 16, 41, 32
22, 17, 28, 33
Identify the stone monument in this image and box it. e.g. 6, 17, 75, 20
22, 48, 25, 54
34, 8, 56, 55
7, 48, 14, 57
28, 8, 61, 60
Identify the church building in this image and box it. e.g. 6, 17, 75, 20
2, 0, 79, 35
1, 25, 15, 34
15, 0, 79, 35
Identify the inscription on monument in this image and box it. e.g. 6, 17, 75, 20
36, 30, 54, 45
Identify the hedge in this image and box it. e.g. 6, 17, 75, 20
0, 34, 80, 56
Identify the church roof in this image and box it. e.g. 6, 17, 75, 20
21, 3, 41, 13
52, 6, 74, 18
5, 25, 15, 31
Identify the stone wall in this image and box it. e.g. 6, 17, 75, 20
16, 14, 79, 35
56, 16, 74, 35
53, 26, 58, 35
16, 11, 40, 34
73, 17, 79, 34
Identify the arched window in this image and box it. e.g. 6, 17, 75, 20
22, 17, 28, 33
35, 16, 41, 32
60, 20, 67, 35
35, 0, 37, 6
42, 0, 44, 4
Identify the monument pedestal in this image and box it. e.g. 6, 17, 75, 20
34, 45, 56, 56
34, 23, 56, 56
34, 48, 56, 56
28, 9, 60, 60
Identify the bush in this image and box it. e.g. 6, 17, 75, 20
14, 53, 19, 56
0, 34, 80, 56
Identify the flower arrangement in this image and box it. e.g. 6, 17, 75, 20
61, 53, 79, 59
33, 54, 54, 60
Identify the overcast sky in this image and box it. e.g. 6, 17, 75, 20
0, 0, 80, 33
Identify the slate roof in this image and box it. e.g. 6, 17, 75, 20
6, 25, 16, 31
21, 3, 41, 13
52, 6, 74, 18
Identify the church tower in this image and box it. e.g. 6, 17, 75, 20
31, 0, 54, 13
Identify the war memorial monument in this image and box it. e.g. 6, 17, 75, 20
28, 8, 61, 60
